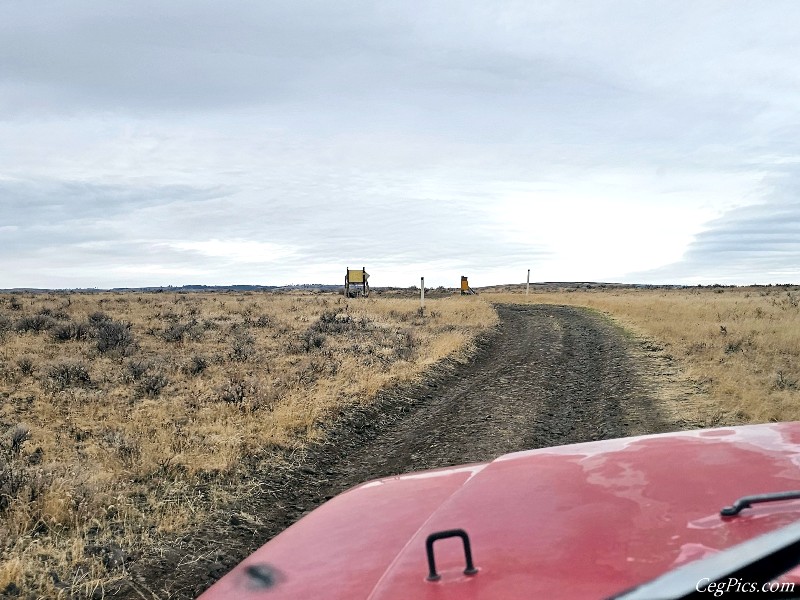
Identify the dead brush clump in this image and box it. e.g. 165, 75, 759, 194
162, 319, 203, 343
184, 354, 209, 376
13, 313, 56, 334
229, 330, 256, 361
122, 357, 152, 383
46, 360, 91, 390
216, 374, 270, 411
15, 356, 35, 376
99, 428, 140, 467
0, 314, 12, 334
486, 286, 800, 425
95, 320, 136, 355
137, 372, 170, 398
311, 310, 370, 334
252, 313, 273, 328
0, 425, 31, 512
50, 320, 93, 342
0, 291, 496, 596
123, 358, 169, 398
296, 331, 326, 353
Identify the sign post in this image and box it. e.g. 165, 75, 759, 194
420, 277, 425, 309
345, 267, 370, 297
526, 269, 530, 295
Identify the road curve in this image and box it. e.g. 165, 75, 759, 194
120, 303, 673, 599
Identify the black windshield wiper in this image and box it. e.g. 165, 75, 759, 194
721, 490, 800, 517
607, 517, 800, 600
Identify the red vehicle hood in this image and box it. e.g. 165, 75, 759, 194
199, 422, 800, 599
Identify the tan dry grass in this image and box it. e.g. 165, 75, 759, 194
0, 291, 496, 597
487, 286, 800, 426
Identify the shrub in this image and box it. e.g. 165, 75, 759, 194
186, 355, 208, 376
137, 373, 169, 398
88, 311, 111, 324
230, 332, 255, 362
47, 361, 91, 389
0, 314, 11, 333
0, 424, 31, 512
121, 358, 169, 396
254, 314, 272, 328
96, 320, 136, 355
294, 310, 369, 353
37, 307, 70, 321
218, 377, 247, 404
51, 321, 92, 341
16, 356, 35, 376
101, 429, 140, 466
201, 318, 220, 331
775, 371, 798, 390
396, 329, 418, 360
162, 320, 201, 343
50, 309, 71, 321
310, 310, 370, 335
300, 332, 325, 353
216, 376, 260, 405
4, 424, 30, 456
725, 339, 744, 354
123, 358, 151, 382
14, 314, 56, 333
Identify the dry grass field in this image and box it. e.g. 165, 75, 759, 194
0, 291, 496, 597
487, 285, 800, 426
4, 285, 800, 597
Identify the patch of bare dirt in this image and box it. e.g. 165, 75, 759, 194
114, 304, 692, 599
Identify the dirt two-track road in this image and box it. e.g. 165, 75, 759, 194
120, 304, 688, 599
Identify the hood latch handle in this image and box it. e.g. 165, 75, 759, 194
425, 529, 479, 582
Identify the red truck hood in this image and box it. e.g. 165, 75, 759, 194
199, 422, 800, 599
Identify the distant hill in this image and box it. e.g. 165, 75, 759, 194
0, 284, 343, 293
6, 281, 788, 294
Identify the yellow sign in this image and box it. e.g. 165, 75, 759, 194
348, 269, 367, 283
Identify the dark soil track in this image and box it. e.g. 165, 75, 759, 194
118, 304, 675, 599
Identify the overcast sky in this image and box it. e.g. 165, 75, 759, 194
2, 1, 800, 289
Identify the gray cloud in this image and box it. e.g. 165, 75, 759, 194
3, 2, 800, 287
0, 179, 228, 223
0, 177, 548, 287
635, 195, 800, 285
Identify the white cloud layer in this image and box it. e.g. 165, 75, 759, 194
2, 1, 800, 287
